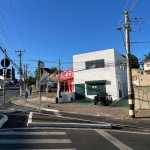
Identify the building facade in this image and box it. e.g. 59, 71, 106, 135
131, 68, 144, 87
73, 48, 127, 101
143, 60, 150, 74
137, 60, 150, 86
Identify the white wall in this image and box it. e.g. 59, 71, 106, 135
144, 62, 150, 73
114, 50, 128, 98
73, 48, 127, 100
58, 92, 75, 103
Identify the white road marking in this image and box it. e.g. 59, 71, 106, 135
0, 132, 66, 135
27, 112, 33, 125
54, 111, 62, 117
1, 148, 76, 150
95, 129, 133, 150
0, 139, 72, 144
105, 129, 150, 135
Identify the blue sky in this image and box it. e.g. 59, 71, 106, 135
0, 0, 150, 78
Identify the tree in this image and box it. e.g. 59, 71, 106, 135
122, 54, 139, 68
49, 67, 58, 74
34, 68, 40, 79
143, 53, 150, 62
27, 76, 36, 86
34, 67, 59, 80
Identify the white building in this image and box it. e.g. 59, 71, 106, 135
143, 60, 150, 74
73, 48, 127, 101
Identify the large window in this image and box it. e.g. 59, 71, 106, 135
87, 84, 106, 95
85, 59, 105, 69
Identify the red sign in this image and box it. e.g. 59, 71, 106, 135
60, 68, 73, 81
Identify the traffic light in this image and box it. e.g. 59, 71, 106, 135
6, 69, 11, 78
0, 69, 3, 76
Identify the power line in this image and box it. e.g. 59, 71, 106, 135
0, 11, 18, 50
10, 0, 25, 50
0, 46, 19, 69
130, 0, 138, 12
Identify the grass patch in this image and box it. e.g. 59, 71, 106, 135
10, 97, 17, 103
110, 98, 128, 108
70, 99, 93, 105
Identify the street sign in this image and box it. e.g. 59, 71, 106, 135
1, 58, 10, 68
38, 60, 44, 68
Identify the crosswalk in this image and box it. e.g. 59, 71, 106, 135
0, 131, 76, 150
10, 104, 40, 113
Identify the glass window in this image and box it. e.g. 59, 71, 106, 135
87, 84, 106, 95
85, 59, 105, 69
147, 64, 150, 67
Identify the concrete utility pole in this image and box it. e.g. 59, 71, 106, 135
25, 64, 28, 91
124, 11, 135, 118
23, 64, 26, 92
56, 59, 60, 102
15, 50, 25, 96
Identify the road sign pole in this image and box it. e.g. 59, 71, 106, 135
39, 68, 41, 113
3, 49, 6, 110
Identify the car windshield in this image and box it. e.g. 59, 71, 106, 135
97, 92, 108, 96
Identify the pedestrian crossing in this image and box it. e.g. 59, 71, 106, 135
0, 131, 76, 150
10, 104, 40, 113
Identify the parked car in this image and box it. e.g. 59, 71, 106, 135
93, 92, 112, 106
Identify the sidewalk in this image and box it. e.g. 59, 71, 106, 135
1, 91, 150, 129
11, 92, 150, 120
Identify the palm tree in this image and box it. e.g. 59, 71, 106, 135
34, 68, 40, 79
144, 53, 150, 62
122, 53, 139, 68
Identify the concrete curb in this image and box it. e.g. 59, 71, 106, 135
28, 122, 112, 128
27, 112, 112, 129
0, 115, 8, 128
11, 96, 59, 113
0, 108, 16, 113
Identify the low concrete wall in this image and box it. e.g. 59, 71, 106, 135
134, 86, 150, 110
58, 92, 75, 103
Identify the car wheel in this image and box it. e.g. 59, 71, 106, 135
110, 98, 112, 104
105, 99, 109, 106
110, 97, 112, 102
94, 102, 97, 105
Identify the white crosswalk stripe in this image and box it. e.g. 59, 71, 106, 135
0, 139, 72, 144
0, 131, 76, 150
10, 104, 39, 112
0, 149, 76, 150
0, 132, 67, 135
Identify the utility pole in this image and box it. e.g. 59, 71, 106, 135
124, 11, 135, 118
23, 64, 26, 92
56, 59, 60, 103
25, 64, 28, 91
15, 50, 25, 96
3, 49, 6, 109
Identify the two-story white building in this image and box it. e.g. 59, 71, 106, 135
73, 48, 127, 101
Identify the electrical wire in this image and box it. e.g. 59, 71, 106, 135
0, 46, 19, 69
118, 0, 130, 27
9, 0, 25, 50
130, 0, 138, 12
0, 11, 18, 50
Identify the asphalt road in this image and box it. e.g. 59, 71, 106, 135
60, 112, 150, 130
0, 89, 150, 149
0, 128, 150, 150
0, 87, 20, 109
